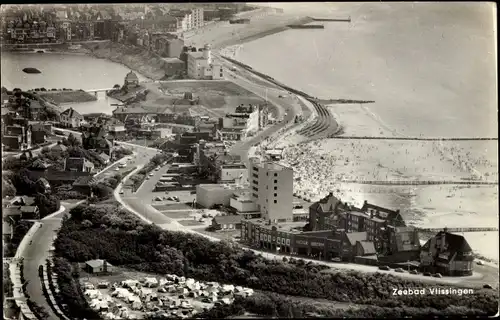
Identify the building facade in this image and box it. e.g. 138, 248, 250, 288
420, 229, 474, 276
249, 159, 294, 223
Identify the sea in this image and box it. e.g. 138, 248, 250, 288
0, 52, 148, 114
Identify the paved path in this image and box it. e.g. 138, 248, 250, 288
22, 203, 76, 320
20, 149, 152, 319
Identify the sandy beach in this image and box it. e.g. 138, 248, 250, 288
185, 11, 313, 49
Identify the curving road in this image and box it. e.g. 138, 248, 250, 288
21, 148, 151, 320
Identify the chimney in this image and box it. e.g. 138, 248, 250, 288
370, 212, 373, 219
103, 260, 108, 273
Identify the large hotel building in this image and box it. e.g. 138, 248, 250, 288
249, 158, 293, 223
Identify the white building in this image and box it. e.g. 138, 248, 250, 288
219, 163, 248, 183
230, 192, 259, 213
191, 8, 204, 29
249, 159, 294, 222
196, 184, 236, 208
187, 44, 224, 80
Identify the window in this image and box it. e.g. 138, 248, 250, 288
274, 200, 277, 204
274, 186, 277, 190
274, 173, 277, 177
274, 193, 277, 197
274, 180, 277, 184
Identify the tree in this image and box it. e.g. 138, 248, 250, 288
34, 193, 60, 219
2, 178, 17, 196
67, 133, 81, 147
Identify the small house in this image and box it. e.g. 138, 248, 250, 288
60, 107, 84, 128
64, 157, 94, 173
98, 152, 110, 164
211, 215, 243, 231
84, 259, 112, 274
20, 206, 39, 219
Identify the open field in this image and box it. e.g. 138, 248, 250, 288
178, 220, 204, 227
139, 81, 267, 117
158, 210, 192, 220
193, 228, 241, 241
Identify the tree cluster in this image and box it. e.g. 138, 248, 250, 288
34, 193, 60, 219
52, 257, 100, 320
53, 203, 499, 316
113, 147, 133, 160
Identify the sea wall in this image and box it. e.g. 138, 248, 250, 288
83, 42, 168, 81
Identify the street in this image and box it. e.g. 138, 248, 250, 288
21, 147, 154, 319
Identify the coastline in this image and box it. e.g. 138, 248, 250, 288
209, 14, 498, 262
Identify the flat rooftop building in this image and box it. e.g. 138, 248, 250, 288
249, 158, 294, 223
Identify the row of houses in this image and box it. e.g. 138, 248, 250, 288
189, 154, 475, 277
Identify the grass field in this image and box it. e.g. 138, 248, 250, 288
140, 81, 266, 118
178, 219, 203, 226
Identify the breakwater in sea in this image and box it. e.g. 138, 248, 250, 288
337, 179, 497, 186
326, 136, 498, 141
310, 17, 351, 22
288, 24, 325, 29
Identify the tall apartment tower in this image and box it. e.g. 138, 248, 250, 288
249, 158, 294, 222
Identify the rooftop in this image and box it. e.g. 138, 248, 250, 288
213, 215, 243, 225
188, 51, 206, 60
244, 219, 306, 234
197, 184, 238, 191
162, 57, 184, 64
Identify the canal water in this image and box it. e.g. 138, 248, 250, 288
1, 51, 148, 115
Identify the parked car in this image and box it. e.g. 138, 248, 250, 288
119, 190, 124, 195
115, 167, 120, 171
432, 273, 443, 278
149, 173, 154, 177
154, 196, 162, 201
483, 284, 493, 289
378, 266, 390, 271
331, 257, 341, 263
394, 268, 405, 273
190, 190, 196, 194
409, 270, 418, 275
423, 272, 432, 276
476, 260, 484, 265
167, 197, 174, 201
